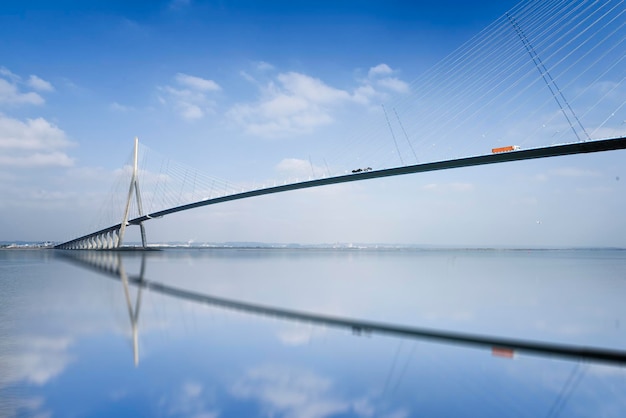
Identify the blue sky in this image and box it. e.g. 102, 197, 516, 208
1, 0, 625, 246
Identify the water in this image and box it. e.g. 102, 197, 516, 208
1, 248, 625, 417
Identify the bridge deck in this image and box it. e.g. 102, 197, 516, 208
56, 136, 626, 248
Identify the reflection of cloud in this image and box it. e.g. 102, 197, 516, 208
587, 364, 626, 377
0, 336, 73, 388
161, 380, 218, 418
0, 396, 50, 418
275, 324, 325, 346
231, 365, 409, 418
535, 363, 626, 418
231, 365, 349, 418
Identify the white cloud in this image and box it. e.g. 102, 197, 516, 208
0, 78, 44, 106
256, 61, 275, 71
353, 84, 379, 105
175, 73, 221, 92
275, 158, 327, 178
0, 115, 71, 151
240, 70, 256, 83
228, 63, 410, 138
377, 77, 409, 93
228, 72, 351, 138
27, 75, 54, 92
0, 152, 74, 167
279, 72, 351, 104
361, 63, 410, 100
179, 102, 204, 120
160, 73, 221, 120
0, 67, 54, 106
0, 115, 74, 168
110, 102, 134, 112
240, 62, 276, 84
0, 66, 20, 82
368, 63, 393, 78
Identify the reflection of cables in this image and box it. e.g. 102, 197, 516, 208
392, 342, 418, 394
546, 362, 588, 418
382, 341, 404, 397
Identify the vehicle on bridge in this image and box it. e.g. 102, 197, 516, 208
352, 167, 372, 173
492, 145, 521, 154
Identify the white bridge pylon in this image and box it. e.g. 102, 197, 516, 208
118, 137, 148, 249
56, 137, 147, 250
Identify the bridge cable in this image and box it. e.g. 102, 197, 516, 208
382, 104, 405, 166
507, 12, 590, 141
393, 107, 419, 164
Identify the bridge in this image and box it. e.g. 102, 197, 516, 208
55, 136, 626, 249
55, 0, 626, 249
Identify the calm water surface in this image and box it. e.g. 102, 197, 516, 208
1, 248, 625, 417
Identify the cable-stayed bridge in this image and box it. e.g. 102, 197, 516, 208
55, 0, 626, 249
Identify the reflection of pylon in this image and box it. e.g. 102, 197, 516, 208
118, 137, 147, 248
118, 255, 145, 367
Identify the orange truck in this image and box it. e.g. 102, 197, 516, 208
491, 145, 521, 154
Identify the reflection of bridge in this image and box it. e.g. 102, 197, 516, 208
60, 250, 626, 367
55, 0, 626, 249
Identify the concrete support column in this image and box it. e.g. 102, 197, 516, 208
113, 229, 120, 248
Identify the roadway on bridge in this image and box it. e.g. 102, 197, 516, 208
56, 136, 626, 248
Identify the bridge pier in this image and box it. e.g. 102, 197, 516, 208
54, 226, 131, 250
